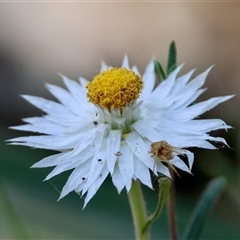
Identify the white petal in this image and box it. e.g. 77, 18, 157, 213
8, 135, 78, 150
106, 130, 121, 174
157, 132, 217, 149
140, 60, 155, 99
118, 144, 134, 191
59, 160, 91, 199
154, 160, 171, 178
157, 118, 230, 136
207, 136, 229, 146
170, 88, 206, 111
191, 119, 228, 131
124, 131, 155, 170
132, 120, 163, 142
79, 77, 88, 88
185, 150, 194, 170
121, 55, 130, 69
9, 123, 95, 150
31, 152, 66, 168
183, 67, 210, 91
60, 74, 90, 109
100, 61, 108, 72
172, 67, 210, 98
66, 128, 96, 156
168, 68, 212, 110
22, 95, 74, 116
10, 117, 76, 135
45, 83, 81, 115
150, 64, 183, 100
112, 164, 125, 193
52, 145, 96, 171
44, 160, 79, 181
169, 157, 191, 174
132, 65, 140, 74
172, 69, 195, 92
83, 164, 109, 208
165, 95, 234, 121
44, 113, 93, 127
94, 123, 108, 152
82, 140, 107, 195
74, 182, 85, 194
133, 156, 153, 189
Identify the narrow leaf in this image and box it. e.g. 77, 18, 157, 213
167, 41, 177, 75
181, 177, 227, 240
154, 60, 166, 82
0, 181, 30, 239
143, 177, 171, 233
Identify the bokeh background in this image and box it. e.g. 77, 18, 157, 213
1, 2, 240, 239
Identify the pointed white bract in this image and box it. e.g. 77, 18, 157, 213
9, 56, 233, 207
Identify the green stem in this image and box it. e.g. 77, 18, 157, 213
128, 180, 150, 240
143, 177, 171, 233
167, 172, 178, 240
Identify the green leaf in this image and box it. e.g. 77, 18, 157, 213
167, 41, 177, 75
181, 177, 227, 240
143, 177, 171, 233
154, 60, 166, 82
0, 181, 30, 239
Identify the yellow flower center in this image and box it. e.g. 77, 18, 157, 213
86, 68, 144, 110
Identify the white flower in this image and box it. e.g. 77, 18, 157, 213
9, 56, 233, 207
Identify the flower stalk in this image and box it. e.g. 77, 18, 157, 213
128, 180, 150, 240
167, 171, 178, 240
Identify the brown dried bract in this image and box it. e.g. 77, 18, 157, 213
150, 141, 180, 177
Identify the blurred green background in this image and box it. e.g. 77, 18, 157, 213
1, 2, 240, 239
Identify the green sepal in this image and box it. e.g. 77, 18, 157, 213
142, 177, 171, 233
181, 177, 227, 240
154, 60, 166, 82
167, 41, 177, 75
